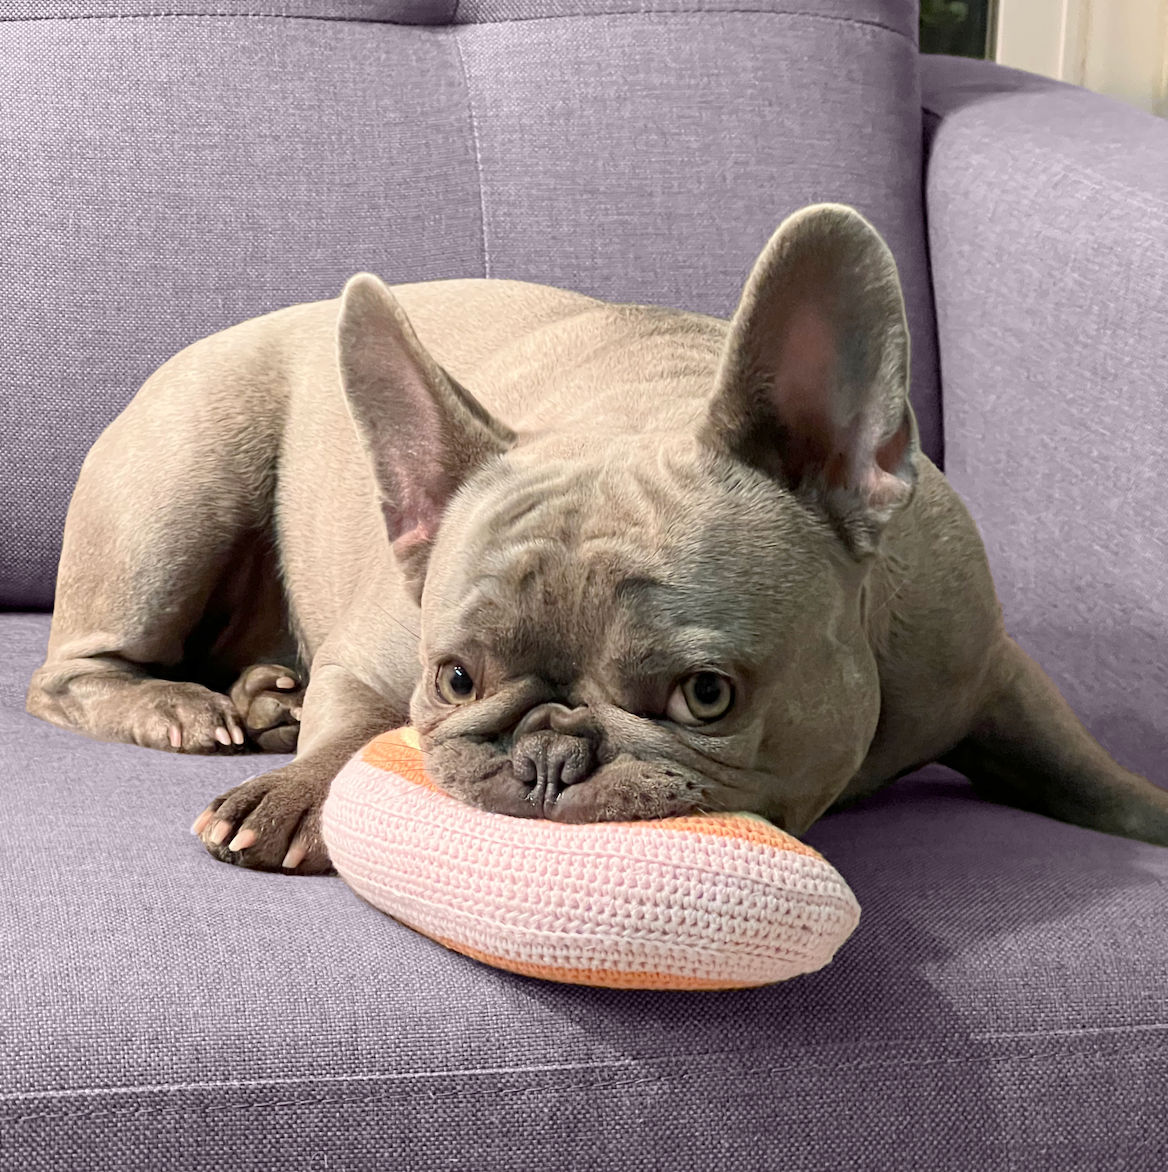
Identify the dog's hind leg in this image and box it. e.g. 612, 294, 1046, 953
940, 636, 1168, 847
228, 663, 306, 753
27, 351, 285, 754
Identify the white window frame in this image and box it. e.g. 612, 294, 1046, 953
993, 0, 1168, 117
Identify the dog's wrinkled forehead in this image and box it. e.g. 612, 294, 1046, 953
420, 440, 835, 686
422, 456, 666, 673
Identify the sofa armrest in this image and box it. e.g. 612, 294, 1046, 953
920, 56, 1168, 784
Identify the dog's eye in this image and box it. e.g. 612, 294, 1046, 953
436, 662, 477, 705
666, 671, 735, 725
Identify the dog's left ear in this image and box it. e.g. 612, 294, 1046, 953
337, 273, 516, 603
699, 203, 919, 557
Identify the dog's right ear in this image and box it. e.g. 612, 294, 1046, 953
337, 273, 516, 604
698, 204, 918, 558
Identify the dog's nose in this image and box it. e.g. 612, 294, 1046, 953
511, 730, 596, 814
513, 701, 598, 740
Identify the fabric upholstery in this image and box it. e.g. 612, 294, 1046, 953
0, 0, 938, 608
5, 18, 1167, 1172
0, 2, 457, 17
0, 0, 917, 26
920, 52, 1069, 158
3, 613, 1167, 1169
923, 57, 1168, 789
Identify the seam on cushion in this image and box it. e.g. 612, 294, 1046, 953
0, 10, 915, 44
8, 1037, 1168, 1124
972, 1022, 1168, 1042
8, 1024, 1168, 1118
450, 27, 490, 278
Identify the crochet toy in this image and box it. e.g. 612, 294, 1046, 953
320, 727, 861, 990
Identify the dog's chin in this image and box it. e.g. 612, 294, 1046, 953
424, 738, 708, 823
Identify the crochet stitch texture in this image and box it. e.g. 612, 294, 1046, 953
322, 727, 861, 989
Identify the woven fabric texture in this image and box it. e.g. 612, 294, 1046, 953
321, 728, 862, 990
923, 59, 1168, 789
4, 613, 1168, 1169
0, 0, 918, 33
0, 1, 938, 607
0, 1, 459, 19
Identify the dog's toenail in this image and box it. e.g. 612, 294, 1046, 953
209, 821, 231, 845
276, 676, 296, 690
168, 725, 181, 748
190, 809, 213, 835
230, 727, 245, 745
228, 828, 256, 851
282, 845, 306, 869
214, 727, 231, 745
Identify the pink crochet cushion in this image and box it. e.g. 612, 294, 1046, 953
320, 728, 861, 991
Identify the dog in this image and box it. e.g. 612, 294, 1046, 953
27, 203, 1168, 874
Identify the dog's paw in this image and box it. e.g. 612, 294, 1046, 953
229, 664, 305, 753
190, 767, 334, 874
129, 681, 247, 753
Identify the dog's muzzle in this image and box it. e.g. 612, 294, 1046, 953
510, 703, 601, 814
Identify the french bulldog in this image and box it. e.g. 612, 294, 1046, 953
27, 203, 1168, 874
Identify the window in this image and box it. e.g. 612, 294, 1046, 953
919, 0, 995, 59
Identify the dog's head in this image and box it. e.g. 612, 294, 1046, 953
337, 204, 918, 835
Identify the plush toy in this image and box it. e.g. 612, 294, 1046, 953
321, 728, 861, 990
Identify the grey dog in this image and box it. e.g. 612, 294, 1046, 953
27, 203, 1168, 873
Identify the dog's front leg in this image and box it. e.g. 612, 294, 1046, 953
191, 663, 407, 874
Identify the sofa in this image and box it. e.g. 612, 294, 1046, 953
2, 2, 1166, 1168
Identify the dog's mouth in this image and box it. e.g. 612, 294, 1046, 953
507, 727, 605, 815
422, 731, 709, 823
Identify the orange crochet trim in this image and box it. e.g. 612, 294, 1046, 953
361, 726, 816, 858
429, 933, 778, 990
362, 727, 435, 789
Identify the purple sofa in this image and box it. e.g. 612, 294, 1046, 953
2, 2, 1166, 1168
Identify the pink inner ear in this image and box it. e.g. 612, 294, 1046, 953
373, 409, 460, 543
768, 304, 912, 503
858, 412, 914, 509
777, 305, 836, 405
392, 524, 433, 562
875, 414, 910, 473
769, 304, 848, 486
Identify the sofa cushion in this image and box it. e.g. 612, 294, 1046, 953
0, 0, 938, 608
922, 57, 1168, 790
3, 612, 1167, 1169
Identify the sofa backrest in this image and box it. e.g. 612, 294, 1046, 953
0, 0, 936, 609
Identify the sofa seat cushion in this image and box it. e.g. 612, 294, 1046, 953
3, 612, 1167, 1169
